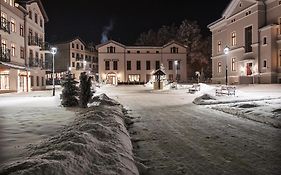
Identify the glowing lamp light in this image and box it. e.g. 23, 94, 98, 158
224, 46, 230, 55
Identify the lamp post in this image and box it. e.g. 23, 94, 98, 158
174, 60, 178, 82
51, 47, 57, 96
224, 46, 230, 85
83, 60, 87, 72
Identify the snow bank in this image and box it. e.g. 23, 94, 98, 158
0, 94, 139, 175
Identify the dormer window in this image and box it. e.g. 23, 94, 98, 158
107, 46, 115, 53
171, 47, 178, 53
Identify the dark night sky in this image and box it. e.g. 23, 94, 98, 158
41, 0, 232, 45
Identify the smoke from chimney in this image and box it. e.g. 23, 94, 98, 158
101, 20, 114, 43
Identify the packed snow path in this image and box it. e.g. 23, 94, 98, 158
98, 85, 281, 175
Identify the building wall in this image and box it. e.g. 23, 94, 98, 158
209, 0, 281, 84
98, 41, 188, 85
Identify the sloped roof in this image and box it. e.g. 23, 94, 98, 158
16, 0, 49, 22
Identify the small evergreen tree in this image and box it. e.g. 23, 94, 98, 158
61, 72, 79, 107
79, 72, 93, 108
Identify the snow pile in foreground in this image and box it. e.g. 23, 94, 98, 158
0, 94, 139, 175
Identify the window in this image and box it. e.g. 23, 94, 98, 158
231, 58, 236, 71
29, 10, 32, 19
146, 51, 150, 53
137, 50, 140, 54
1, 39, 7, 51
168, 74, 173, 81
81, 45, 83, 50
41, 77, 44, 86
40, 18, 43, 27
11, 18, 16, 32
9, 0, 14, 6
72, 43, 75, 48
72, 62, 75, 67
107, 46, 115, 53
127, 50, 130, 53
263, 37, 267, 45
218, 62, 222, 73
279, 1, 281, 5
263, 60, 267, 68
146, 61, 150, 70
156, 51, 159, 54
171, 47, 178, 53
168, 61, 173, 70
246, 11, 251, 16
231, 32, 236, 46
81, 54, 83, 59
72, 53, 75, 57
279, 17, 281, 35
218, 41, 222, 53
105, 61, 110, 70
176, 61, 180, 70
128, 75, 140, 82
30, 76, 34, 87
11, 43, 16, 56
127, 61, 131, 70
36, 76, 39, 86
113, 60, 118, 70
20, 24, 24, 36
35, 13, 38, 24
156, 61, 160, 70
20, 47, 24, 59
76, 62, 80, 69
245, 26, 252, 52
246, 63, 253, 75
136, 61, 141, 70
76, 44, 79, 49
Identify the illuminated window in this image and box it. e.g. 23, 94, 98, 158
11, 43, 16, 56
11, 18, 16, 32
231, 58, 236, 71
218, 62, 222, 73
218, 41, 221, 53
231, 32, 236, 46
128, 74, 140, 82
10, 0, 14, 6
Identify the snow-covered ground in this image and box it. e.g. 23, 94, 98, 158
0, 89, 76, 164
97, 84, 281, 175
0, 93, 138, 175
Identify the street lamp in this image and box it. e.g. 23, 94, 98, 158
83, 60, 87, 71
224, 46, 230, 85
51, 47, 57, 96
174, 60, 178, 82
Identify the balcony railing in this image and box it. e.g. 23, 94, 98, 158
28, 36, 43, 46
76, 57, 84, 61
28, 58, 45, 69
40, 42, 50, 51
0, 48, 11, 62
0, 17, 10, 33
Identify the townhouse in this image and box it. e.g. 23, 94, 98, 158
46, 37, 98, 82
208, 0, 281, 84
0, 0, 48, 93
97, 40, 188, 85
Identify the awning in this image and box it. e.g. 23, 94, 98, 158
0, 62, 28, 70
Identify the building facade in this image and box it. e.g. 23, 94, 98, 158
97, 40, 188, 85
208, 0, 281, 84
46, 37, 98, 82
0, 0, 48, 93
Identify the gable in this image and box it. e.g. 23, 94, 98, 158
98, 42, 125, 53
223, 0, 256, 18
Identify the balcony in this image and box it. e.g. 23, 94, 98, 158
0, 17, 10, 33
0, 48, 11, 62
40, 42, 51, 51
76, 57, 84, 61
28, 58, 45, 69
28, 36, 43, 46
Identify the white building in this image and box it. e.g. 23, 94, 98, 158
97, 40, 188, 85
208, 0, 281, 84
0, 0, 49, 93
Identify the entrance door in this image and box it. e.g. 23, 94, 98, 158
107, 73, 116, 85
19, 75, 27, 92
